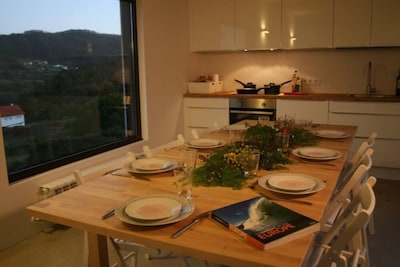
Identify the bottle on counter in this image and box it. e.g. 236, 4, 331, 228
295, 77, 302, 92
396, 71, 400, 96
291, 70, 298, 92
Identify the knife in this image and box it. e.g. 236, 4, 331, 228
171, 211, 210, 239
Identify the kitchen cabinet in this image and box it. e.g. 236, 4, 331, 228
329, 101, 400, 168
189, 0, 235, 51
276, 99, 329, 124
235, 0, 281, 50
183, 97, 229, 140
371, 0, 400, 46
281, 0, 334, 49
333, 0, 372, 47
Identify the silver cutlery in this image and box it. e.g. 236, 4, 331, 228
248, 180, 313, 206
101, 208, 116, 220
171, 211, 210, 239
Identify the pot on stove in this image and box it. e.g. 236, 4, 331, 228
235, 79, 292, 95
235, 79, 263, 94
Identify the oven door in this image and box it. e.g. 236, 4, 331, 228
229, 108, 276, 124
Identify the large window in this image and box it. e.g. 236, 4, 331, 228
0, 0, 141, 183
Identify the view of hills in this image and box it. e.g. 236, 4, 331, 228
0, 29, 121, 62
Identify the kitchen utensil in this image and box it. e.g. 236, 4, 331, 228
262, 80, 292, 95
101, 208, 116, 220
234, 79, 256, 88
171, 211, 211, 238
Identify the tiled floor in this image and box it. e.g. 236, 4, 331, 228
0, 173, 399, 267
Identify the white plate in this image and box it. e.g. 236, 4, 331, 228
313, 130, 349, 139
124, 161, 176, 174
187, 138, 226, 149
222, 124, 248, 131
131, 158, 174, 171
292, 147, 342, 160
258, 173, 325, 195
115, 194, 194, 226
267, 174, 317, 192
124, 197, 182, 220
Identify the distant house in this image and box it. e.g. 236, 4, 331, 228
0, 104, 25, 127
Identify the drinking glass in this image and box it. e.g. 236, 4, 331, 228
173, 166, 193, 200
258, 115, 270, 126
229, 129, 243, 145
243, 150, 261, 177
276, 132, 290, 154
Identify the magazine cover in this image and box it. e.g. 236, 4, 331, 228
211, 197, 319, 250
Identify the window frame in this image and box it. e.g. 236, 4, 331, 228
5, 0, 142, 183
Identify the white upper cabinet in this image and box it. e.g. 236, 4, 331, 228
333, 0, 372, 47
235, 0, 282, 50
371, 0, 400, 47
189, 0, 235, 51
282, 0, 334, 49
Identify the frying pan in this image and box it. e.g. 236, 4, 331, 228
235, 79, 292, 94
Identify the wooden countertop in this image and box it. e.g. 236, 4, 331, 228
184, 91, 400, 102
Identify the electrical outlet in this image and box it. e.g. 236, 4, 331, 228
302, 78, 321, 86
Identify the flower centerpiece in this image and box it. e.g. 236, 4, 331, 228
192, 122, 318, 189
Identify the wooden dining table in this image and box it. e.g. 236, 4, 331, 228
26, 123, 357, 267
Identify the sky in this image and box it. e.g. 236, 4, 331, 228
0, 0, 121, 35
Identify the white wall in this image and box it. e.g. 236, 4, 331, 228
0, 0, 191, 251
189, 48, 400, 95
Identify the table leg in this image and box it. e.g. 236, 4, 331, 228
86, 232, 109, 267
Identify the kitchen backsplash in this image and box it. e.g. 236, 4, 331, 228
189, 47, 400, 95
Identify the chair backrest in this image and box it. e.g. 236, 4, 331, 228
321, 163, 370, 228
143, 134, 185, 158
191, 122, 220, 140
366, 132, 378, 148
315, 177, 376, 267
338, 148, 373, 188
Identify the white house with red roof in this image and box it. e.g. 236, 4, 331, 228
0, 104, 26, 127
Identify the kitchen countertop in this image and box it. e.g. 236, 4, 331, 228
184, 91, 400, 102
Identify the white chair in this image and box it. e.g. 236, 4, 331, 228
308, 176, 376, 267
321, 160, 371, 231
143, 134, 185, 158
344, 132, 377, 173
191, 122, 220, 140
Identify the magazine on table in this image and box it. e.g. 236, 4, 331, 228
211, 197, 320, 250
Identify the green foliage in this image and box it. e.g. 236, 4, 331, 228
193, 124, 318, 189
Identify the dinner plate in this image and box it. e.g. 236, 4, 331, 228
187, 138, 226, 149
222, 124, 248, 131
131, 158, 174, 171
115, 194, 194, 226
292, 147, 342, 160
313, 130, 349, 139
267, 174, 316, 192
124, 197, 182, 220
124, 160, 176, 174
258, 173, 325, 195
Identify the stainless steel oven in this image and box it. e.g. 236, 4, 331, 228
229, 98, 276, 124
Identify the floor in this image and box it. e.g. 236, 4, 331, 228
0, 177, 399, 267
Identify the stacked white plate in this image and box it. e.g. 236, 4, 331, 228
124, 158, 176, 174
187, 138, 226, 149
258, 173, 325, 195
292, 147, 342, 160
115, 194, 194, 226
313, 130, 349, 139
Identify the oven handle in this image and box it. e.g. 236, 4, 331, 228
229, 110, 274, 115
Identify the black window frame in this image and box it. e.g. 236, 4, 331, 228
5, 0, 142, 183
